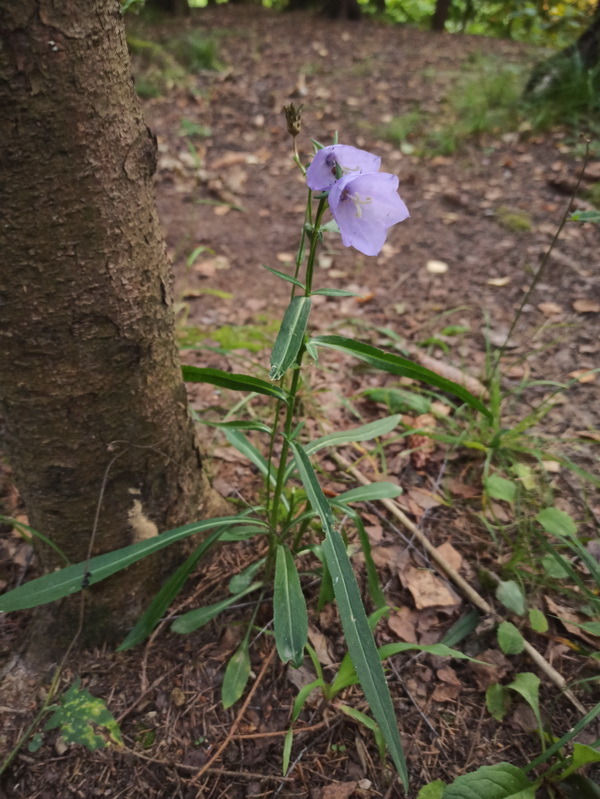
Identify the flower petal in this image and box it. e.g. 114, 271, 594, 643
306, 145, 381, 192
328, 172, 409, 256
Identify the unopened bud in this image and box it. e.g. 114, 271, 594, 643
283, 103, 303, 138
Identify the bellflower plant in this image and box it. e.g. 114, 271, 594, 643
0, 120, 491, 790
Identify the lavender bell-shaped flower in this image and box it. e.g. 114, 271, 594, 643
328, 172, 410, 257
306, 144, 381, 192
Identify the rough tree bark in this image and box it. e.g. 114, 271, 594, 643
0, 0, 219, 655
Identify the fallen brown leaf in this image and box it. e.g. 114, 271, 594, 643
321, 782, 358, 799
573, 299, 600, 314
470, 649, 511, 690
435, 541, 463, 573
401, 565, 462, 610
388, 606, 418, 643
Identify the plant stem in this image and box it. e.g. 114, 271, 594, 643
269, 198, 327, 533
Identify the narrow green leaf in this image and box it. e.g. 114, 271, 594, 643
118, 526, 226, 650
222, 641, 251, 709
306, 415, 401, 455
497, 621, 525, 655
311, 288, 361, 297
440, 610, 480, 647
362, 387, 432, 415
335, 507, 386, 610
269, 297, 312, 381
332, 482, 403, 505
229, 558, 265, 594
291, 678, 325, 723
195, 419, 273, 434
171, 582, 262, 634
0, 514, 263, 612
377, 642, 483, 662
557, 743, 600, 782
261, 264, 305, 289
496, 580, 526, 616
182, 365, 288, 402
274, 545, 308, 667
311, 334, 491, 420
283, 726, 294, 774
443, 763, 538, 799
290, 440, 408, 789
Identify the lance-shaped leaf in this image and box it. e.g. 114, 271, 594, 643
274, 545, 308, 667
270, 296, 312, 381
261, 264, 305, 289
0, 513, 264, 612
171, 582, 262, 634
222, 639, 251, 709
290, 440, 408, 789
311, 334, 491, 420
182, 365, 288, 402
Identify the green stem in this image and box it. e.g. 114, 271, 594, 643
269, 197, 328, 532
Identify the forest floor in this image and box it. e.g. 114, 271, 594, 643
1, 6, 600, 799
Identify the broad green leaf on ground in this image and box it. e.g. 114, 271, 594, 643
182, 365, 289, 402
290, 439, 408, 789
416, 781, 446, 799
44, 679, 122, 750
311, 335, 491, 420
486, 683, 511, 721
528, 608, 548, 633
269, 296, 312, 380
485, 474, 517, 503
496, 580, 526, 616
536, 507, 577, 537
0, 514, 262, 612
497, 621, 525, 655
221, 640, 251, 709
443, 762, 539, 799
274, 545, 308, 667
118, 526, 228, 650
171, 582, 262, 634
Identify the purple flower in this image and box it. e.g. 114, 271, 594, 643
306, 144, 381, 192
328, 172, 409, 256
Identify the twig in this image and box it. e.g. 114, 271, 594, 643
188, 646, 276, 786
332, 451, 587, 715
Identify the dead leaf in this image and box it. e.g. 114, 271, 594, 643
538, 302, 563, 315
576, 430, 600, 443
401, 565, 462, 610
308, 625, 335, 666
426, 259, 449, 274
487, 276, 511, 287
431, 683, 461, 702
321, 782, 358, 799
470, 649, 511, 690
437, 666, 462, 686
211, 151, 251, 170
573, 299, 600, 314
545, 596, 599, 647
568, 369, 596, 384
171, 687, 186, 707
388, 607, 417, 642
435, 542, 462, 572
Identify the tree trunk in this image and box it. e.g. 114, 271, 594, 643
431, 0, 451, 31
0, 0, 215, 656
145, 0, 190, 16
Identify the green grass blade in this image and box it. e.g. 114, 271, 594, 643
312, 334, 491, 420
195, 419, 273, 434
274, 545, 308, 667
269, 296, 312, 381
0, 513, 262, 612
118, 526, 227, 650
331, 482, 403, 504
182, 365, 289, 403
290, 440, 408, 789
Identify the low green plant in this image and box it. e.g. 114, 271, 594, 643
0, 127, 491, 788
